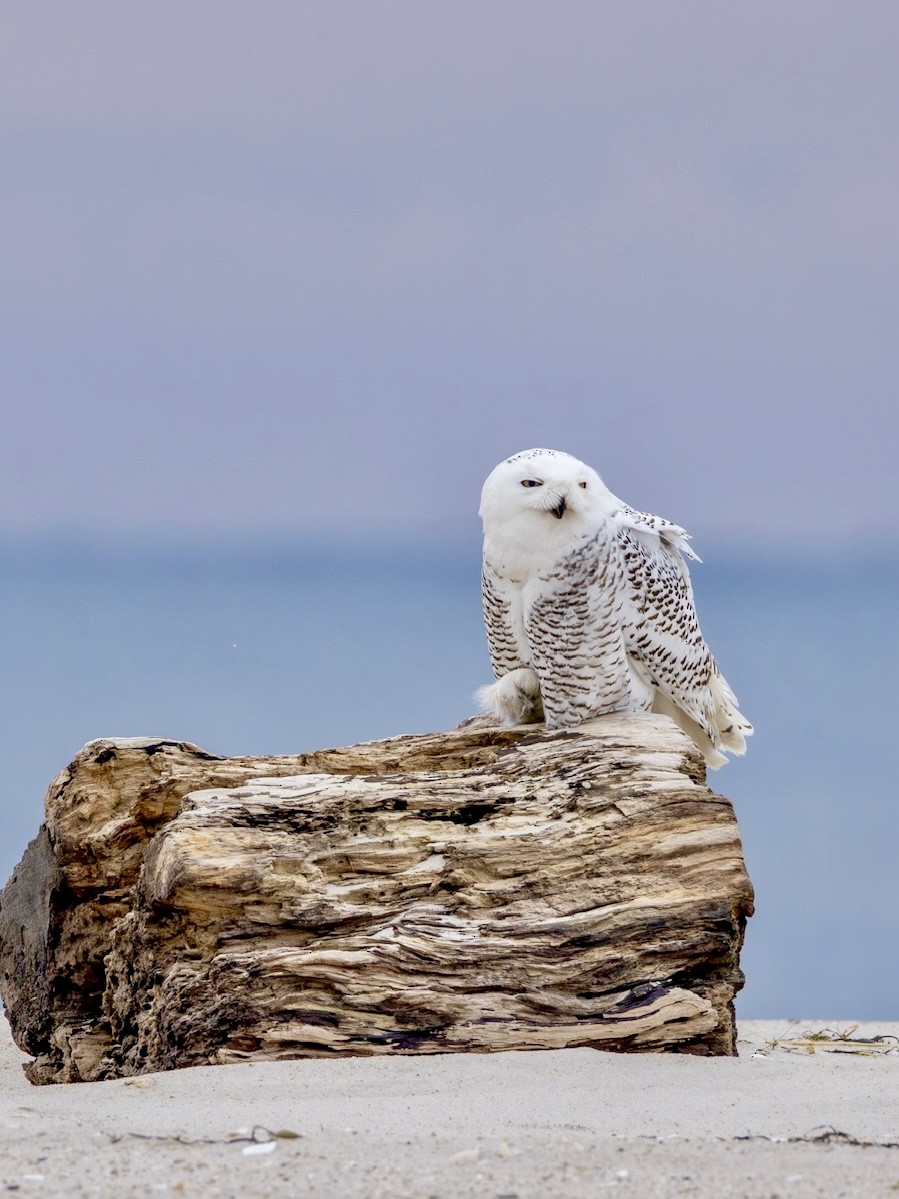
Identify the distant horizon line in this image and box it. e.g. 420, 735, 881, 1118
0, 525, 896, 566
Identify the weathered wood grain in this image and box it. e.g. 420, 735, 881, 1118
0, 716, 753, 1083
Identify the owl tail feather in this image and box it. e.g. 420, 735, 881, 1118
652, 671, 752, 769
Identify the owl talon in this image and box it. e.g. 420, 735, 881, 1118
475, 667, 544, 726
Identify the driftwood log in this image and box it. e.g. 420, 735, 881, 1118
0, 715, 753, 1084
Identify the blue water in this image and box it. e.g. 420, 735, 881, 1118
1, 536, 895, 1020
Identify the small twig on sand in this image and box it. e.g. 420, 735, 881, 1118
106, 1125, 302, 1147
733, 1126, 899, 1151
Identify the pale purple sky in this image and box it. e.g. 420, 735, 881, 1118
1, 2, 897, 544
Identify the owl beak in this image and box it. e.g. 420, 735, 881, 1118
550, 495, 567, 519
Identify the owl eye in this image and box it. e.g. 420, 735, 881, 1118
521, 478, 543, 488
579, 480, 588, 489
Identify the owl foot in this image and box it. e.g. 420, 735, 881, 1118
475, 667, 544, 726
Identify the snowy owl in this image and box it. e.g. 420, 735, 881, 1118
477, 448, 752, 768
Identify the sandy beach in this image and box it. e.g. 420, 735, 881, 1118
1, 1017, 896, 1197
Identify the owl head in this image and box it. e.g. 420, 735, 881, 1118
479, 448, 610, 539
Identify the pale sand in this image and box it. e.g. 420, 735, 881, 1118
1, 1018, 897, 1197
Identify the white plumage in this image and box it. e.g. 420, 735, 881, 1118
477, 448, 752, 768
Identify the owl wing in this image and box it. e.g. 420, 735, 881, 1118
482, 561, 526, 678
612, 505, 750, 753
